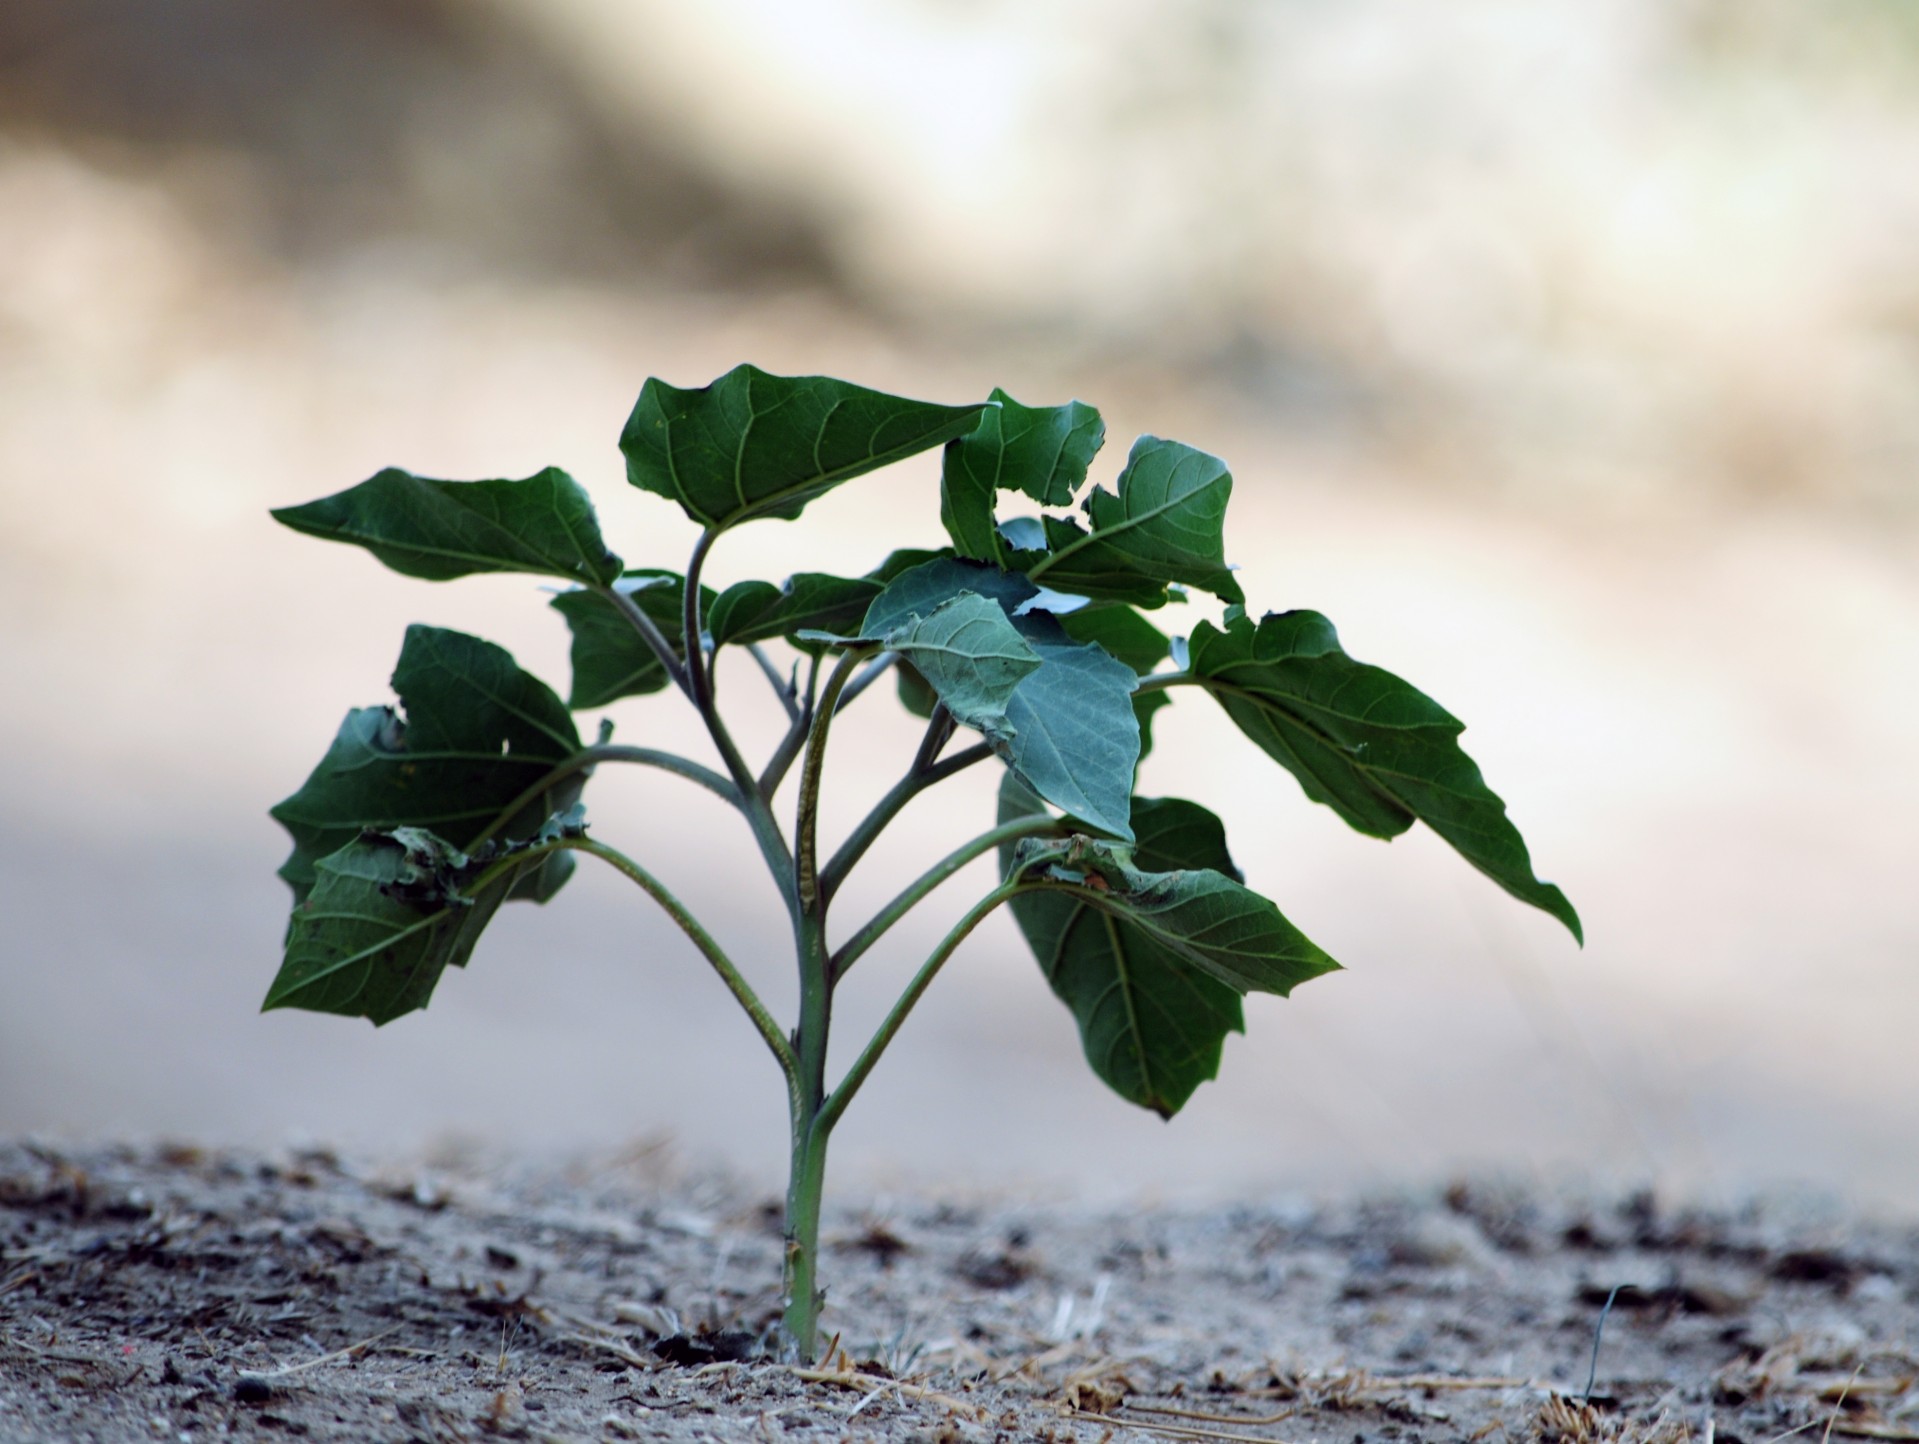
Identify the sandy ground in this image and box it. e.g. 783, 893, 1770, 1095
5, 1140, 1919, 1443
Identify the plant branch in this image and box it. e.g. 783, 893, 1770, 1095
679, 528, 798, 898
559, 836, 798, 1087
1134, 670, 1193, 694
831, 813, 1063, 983
816, 881, 1039, 1135
820, 740, 996, 902
467, 744, 739, 851
760, 654, 823, 799
747, 642, 803, 722
793, 647, 874, 913
834, 651, 898, 713
595, 584, 691, 698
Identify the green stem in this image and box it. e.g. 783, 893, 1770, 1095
595, 583, 691, 698
831, 813, 1062, 983
469, 745, 739, 852
747, 642, 802, 722
759, 651, 822, 798
1134, 670, 1193, 694
819, 740, 995, 901
559, 836, 799, 1086
816, 881, 1036, 1137
781, 903, 834, 1360
793, 647, 873, 913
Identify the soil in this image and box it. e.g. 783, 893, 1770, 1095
3, 1143, 1916, 1444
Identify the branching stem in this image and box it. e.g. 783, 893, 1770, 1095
820, 740, 995, 902
831, 813, 1063, 983
816, 881, 1038, 1135
468, 744, 738, 851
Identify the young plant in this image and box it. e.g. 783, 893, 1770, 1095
265, 365, 1581, 1360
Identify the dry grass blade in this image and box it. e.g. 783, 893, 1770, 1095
786, 1365, 989, 1421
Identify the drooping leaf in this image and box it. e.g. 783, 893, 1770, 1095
1021, 437, 1243, 608
271, 626, 587, 905
860, 556, 1039, 637
1058, 604, 1175, 764
264, 811, 587, 1026
941, 390, 1105, 562
1186, 610, 1581, 941
998, 614, 1140, 841
708, 572, 883, 654
272, 467, 622, 586
620, 365, 988, 530
860, 593, 1040, 739
859, 558, 1139, 836
550, 570, 712, 709
999, 774, 1338, 1117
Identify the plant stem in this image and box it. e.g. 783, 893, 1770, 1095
831, 813, 1062, 983
781, 903, 834, 1359
793, 648, 872, 914
816, 881, 1035, 1136
834, 651, 898, 712
595, 584, 691, 698
819, 741, 996, 901
468, 745, 739, 852
556, 837, 798, 1086
747, 642, 803, 722
759, 651, 821, 798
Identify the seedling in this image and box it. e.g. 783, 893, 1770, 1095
266, 365, 1580, 1360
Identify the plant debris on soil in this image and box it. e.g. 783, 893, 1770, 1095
3, 1142, 1917, 1443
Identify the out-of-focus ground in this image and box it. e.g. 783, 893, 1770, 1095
1, 1, 1915, 1209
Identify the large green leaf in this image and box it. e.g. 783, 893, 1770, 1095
1186, 610, 1581, 941
940, 390, 1105, 562
272, 467, 622, 586
999, 775, 1338, 1117
550, 570, 711, 709
620, 365, 988, 530
998, 614, 1139, 841
1021, 437, 1243, 608
270, 626, 587, 906
856, 593, 1040, 740
264, 812, 585, 1026
1059, 604, 1174, 763
859, 556, 1039, 635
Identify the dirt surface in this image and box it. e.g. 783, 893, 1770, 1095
4, 1143, 1917, 1444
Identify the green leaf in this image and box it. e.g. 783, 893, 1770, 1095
940, 390, 1105, 562
270, 626, 586, 905
1187, 610, 1581, 941
999, 775, 1338, 1117
550, 570, 710, 709
265, 811, 586, 1026
620, 364, 988, 530
997, 614, 1140, 842
863, 593, 1040, 739
708, 572, 883, 654
1058, 604, 1175, 765
860, 556, 1039, 636
860, 558, 1140, 836
1022, 437, 1243, 608
272, 466, 622, 586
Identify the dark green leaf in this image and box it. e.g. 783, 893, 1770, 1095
895, 660, 938, 719
270, 626, 586, 905
999, 775, 1338, 1117
1058, 604, 1172, 675
708, 572, 883, 654
272, 466, 622, 586
264, 811, 587, 1026
549, 570, 712, 709
1021, 437, 1243, 608
940, 390, 1105, 562
997, 614, 1139, 841
620, 365, 988, 530
1187, 610, 1581, 941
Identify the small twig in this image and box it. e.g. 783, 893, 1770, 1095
786, 1365, 988, 1421
1823, 1364, 1869, 1444
1069, 1408, 1300, 1443
245, 1324, 405, 1380
1126, 1401, 1300, 1426
1583, 1284, 1631, 1402
747, 642, 803, 722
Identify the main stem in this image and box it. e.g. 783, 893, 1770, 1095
779, 647, 869, 1360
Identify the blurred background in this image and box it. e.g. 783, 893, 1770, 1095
2, 0, 1914, 1211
